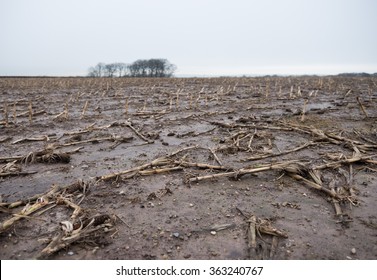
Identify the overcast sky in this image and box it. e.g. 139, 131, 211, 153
1, 0, 376, 76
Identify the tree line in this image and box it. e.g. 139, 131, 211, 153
88, 59, 176, 78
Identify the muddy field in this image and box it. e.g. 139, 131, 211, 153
1, 76, 377, 260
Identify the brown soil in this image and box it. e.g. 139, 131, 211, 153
1, 76, 376, 260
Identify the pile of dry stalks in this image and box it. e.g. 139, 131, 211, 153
0, 180, 115, 259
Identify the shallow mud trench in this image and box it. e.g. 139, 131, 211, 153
1, 76, 377, 259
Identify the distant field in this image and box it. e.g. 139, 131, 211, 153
1, 76, 376, 259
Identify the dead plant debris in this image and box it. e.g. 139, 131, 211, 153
1, 76, 376, 260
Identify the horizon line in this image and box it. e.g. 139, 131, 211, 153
1, 71, 377, 79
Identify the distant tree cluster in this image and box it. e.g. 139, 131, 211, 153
337, 72, 377, 77
88, 59, 176, 78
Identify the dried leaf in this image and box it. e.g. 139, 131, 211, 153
60, 221, 74, 234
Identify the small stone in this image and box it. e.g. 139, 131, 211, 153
351, 248, 356, 255
184, 254, 191, 259
189, 203, 194, 207
67, 251, 74, 256
173, 232, 180, 238
210, 231, 217, 235
81, 164, 89, 169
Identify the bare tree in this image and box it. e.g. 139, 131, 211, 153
114, 63, 128, 77
148, 59, 163, 77
163, 59, 177, 77
104, 63, 118, 77
128, 62, 138, 77
88, 62, 106, 77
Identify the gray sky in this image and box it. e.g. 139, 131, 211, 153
1, 0, 376, 76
